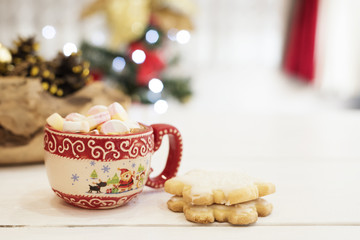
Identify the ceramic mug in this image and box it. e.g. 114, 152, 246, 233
44, 123, 182, 209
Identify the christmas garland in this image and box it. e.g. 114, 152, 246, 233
0, 36, 192, 103
80, 0, 194, 103
81, 30, 192, 104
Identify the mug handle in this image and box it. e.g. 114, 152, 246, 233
145, 124, 183, 188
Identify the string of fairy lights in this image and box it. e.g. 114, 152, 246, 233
40, 25, 191, 114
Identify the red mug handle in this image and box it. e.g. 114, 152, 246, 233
146, 124, 183, 188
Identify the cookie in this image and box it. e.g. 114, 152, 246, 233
167, 196, 273, 225
164, 170, 275, 205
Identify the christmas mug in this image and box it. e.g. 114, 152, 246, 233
44, 123, 182, 209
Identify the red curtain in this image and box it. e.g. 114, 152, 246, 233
283, 0, 319, 83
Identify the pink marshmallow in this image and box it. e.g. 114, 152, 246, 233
86, 111, 111, 130
65, 113, 86, 122
108, 102, 128, 121
99, 120, 130, 134
87, 105, 108, 116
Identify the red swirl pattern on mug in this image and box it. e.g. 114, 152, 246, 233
44, 126, 154, 161
53, 189, 139, 209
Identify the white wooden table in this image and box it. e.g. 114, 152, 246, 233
1, 104, 360, 239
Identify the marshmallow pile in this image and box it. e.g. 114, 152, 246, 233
46, 102, 141, 135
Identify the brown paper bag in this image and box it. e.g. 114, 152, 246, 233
0, 77, 130, 165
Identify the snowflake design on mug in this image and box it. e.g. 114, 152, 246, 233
101, 165, 111, 173
71, 174, 79, 182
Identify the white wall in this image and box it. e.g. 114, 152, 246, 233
0, 0, 289, 70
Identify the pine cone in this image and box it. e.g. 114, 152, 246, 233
43, 52, 90, 97
6, 36, 44, 77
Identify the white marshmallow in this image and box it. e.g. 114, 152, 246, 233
99, 120, 130, 134
63, 121, 90, 133
87, 105, 108, 116
124, 119, 140, 129
108, 102, 128, 121
86, 111, 111, 130
46, 113, 64, 131
65, 113, 86, 122
47, 102, 137, 134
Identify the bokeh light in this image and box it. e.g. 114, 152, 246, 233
131, 49, 146, 64
112, 57, 126, 72
63, 42, 77, 56
148, 78, 164, 93
176, 30, 191, 44
167, 28, 178, 41
145, 29, 160, 44
154, 99, 168, 114
42, 25, 56, 39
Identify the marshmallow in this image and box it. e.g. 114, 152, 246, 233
86, 111, 111, 130
46, 113, 64, 131
87, 105, 108, 116
124, 119, 141, 129
108, 102, 128, 121
65, 113, 86, 122
63, 120, 90, 133
99, 120, 130, 135
46, 102, 139, 135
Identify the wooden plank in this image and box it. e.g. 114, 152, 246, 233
1, 226, 360, 240
0, 159, 359, 226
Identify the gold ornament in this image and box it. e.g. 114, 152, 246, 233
151, 0, 196, 16
152, 8, 193, 32
0, 43, 12, 63
81, 0, 196, 48
151, 0, 195, 31
81, 0, 151, 48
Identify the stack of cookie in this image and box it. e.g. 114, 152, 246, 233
164, 170, 276, 225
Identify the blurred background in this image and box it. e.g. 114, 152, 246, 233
2, 0, 360, 166
2, 0, 360, 112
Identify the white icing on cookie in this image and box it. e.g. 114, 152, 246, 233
190, 206, 210, 212
175, 170, 257, 196
170, 196, 183, 202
